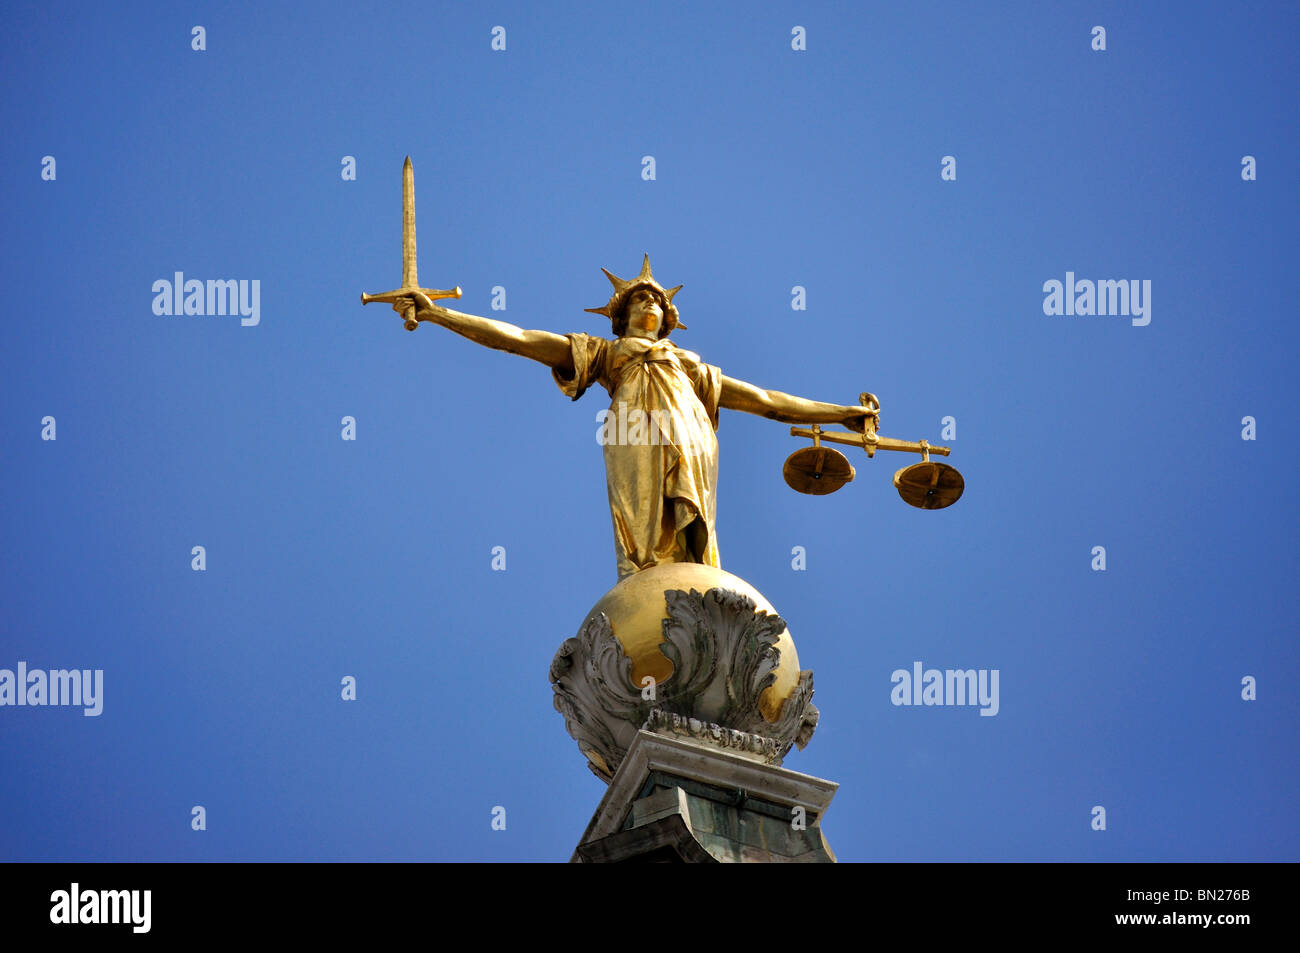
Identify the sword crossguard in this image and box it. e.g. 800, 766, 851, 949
360, 286, 463, 330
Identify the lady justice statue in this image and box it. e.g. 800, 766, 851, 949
362, 159, 960, 796
395, 254, 876, 581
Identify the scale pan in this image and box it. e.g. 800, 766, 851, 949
783, 446, 855, 495
893, 461, 964, 509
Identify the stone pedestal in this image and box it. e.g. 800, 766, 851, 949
572, 721, 837, 863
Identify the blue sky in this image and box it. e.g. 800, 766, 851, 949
1, 1, 1296, 861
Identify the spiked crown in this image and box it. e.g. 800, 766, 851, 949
584, 254, 686, 336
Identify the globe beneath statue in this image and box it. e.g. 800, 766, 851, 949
588, 563, 802, 722
550, 562, 818, 782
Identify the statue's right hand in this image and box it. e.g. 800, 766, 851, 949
391, 291, 439, 320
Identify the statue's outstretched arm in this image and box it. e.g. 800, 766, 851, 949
402, 292, 573, 372
720, 375, 874, 433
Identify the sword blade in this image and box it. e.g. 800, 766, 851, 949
402, 156, 417, 289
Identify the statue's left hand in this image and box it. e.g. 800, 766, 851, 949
842, 407, 878, 434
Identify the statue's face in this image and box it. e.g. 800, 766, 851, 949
624, 287, 664, 339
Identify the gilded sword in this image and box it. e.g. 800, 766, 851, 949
360, 156, 462, 330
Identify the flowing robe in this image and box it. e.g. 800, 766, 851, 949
553, 333, 722, 580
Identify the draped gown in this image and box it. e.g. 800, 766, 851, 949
553, 333, 722, 581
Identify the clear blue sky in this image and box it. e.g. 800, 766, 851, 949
2, 0, 1296, 861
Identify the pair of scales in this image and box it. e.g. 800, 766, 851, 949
784, 393, 964, 509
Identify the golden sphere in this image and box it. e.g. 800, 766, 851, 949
583, 563, 801, 724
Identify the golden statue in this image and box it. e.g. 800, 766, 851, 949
423, 256, 882, 579
363, 159, 960, 581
